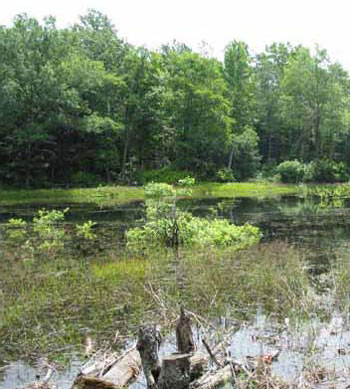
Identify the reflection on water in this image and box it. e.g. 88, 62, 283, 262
4, 195, 350, 253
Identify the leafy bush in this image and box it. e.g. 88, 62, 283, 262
137, 168, 193, 185
3, 218, 28, 242
126, 180, 261, 252
216, 168, 235, 183
3, 209, 97, 256
32, 208, 69, 252
277, 160, 305, 183
303, 159, 348, 183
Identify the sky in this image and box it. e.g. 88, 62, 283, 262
1, 0, 350, 67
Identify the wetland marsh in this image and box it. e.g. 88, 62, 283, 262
3, 183, 350, 388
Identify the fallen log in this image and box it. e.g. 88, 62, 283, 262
72, 306, 239, 389
72, 375, 119, 389
71, 346, 141, 389
189, 364, 233, 389
190, 350, 281, 389
103, 347, 141, 385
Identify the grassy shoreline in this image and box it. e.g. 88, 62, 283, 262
1, 182, 301, 207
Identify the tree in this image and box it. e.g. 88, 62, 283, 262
255, 43, 295, 163
161, 47, 232, 176
280, 46, 350, 161
224, 41, 256, 170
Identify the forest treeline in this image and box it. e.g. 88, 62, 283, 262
2, 10, 350, 187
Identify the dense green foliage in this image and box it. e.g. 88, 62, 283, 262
277, 160, 305, 183
126, 181, 261, 251
2, 11, 350, 186
277, 159, 349, 183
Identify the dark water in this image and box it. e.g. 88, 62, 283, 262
3, 195, 350, 250
3, 195, 350, 388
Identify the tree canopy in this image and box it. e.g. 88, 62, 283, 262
2, 11, 350, 187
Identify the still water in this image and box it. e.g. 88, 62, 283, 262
2, 194, 350, 388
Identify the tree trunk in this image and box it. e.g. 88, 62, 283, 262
227, 149, 234, 169
136, 325, 161, 389
176, 306, 195, 354
121, 128, 129, 182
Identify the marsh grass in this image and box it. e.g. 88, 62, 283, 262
1, 182, 301, 208
1, 240, 315, 363
1, 186, 144, 207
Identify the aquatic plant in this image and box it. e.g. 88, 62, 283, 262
2, 208, 98, 257
76, 220, 97, 240
126, 180, 261, 252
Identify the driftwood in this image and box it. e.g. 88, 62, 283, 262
72, 375, 119, 389
103, 347, 141, 385
24, 305, 281, 389
135, 306, 269, 389
71, 346, 141, 389
71, 307, 209, 389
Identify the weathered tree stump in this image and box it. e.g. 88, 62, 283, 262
158, 353, 192, 389
136, 325, 161, 389
176, 306, 195, 354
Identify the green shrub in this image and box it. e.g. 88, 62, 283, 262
303, 159, 348, 183
3, 218, 28, 242
126, 180, 261, 252
216, 168, 235, 183
277, 160, 305, 183
33, 208, 69, 252
137, 168, 192, 185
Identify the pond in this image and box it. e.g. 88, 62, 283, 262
2, 193, 350, 388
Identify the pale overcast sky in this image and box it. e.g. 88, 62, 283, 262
1, 0, 350, 67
